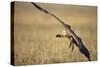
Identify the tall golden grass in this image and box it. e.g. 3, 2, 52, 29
13, 2, 97, 65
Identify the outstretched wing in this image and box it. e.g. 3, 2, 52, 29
31, 2, 91, 61
31, 2, 71, 30
78, 37, 91, 61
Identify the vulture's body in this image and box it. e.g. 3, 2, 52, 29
31, 2, 91, 61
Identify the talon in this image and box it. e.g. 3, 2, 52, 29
69, 38, 75, 51
69, 38, 73, 48
69, 43, 72, 48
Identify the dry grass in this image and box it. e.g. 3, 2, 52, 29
13, 2, 97, 65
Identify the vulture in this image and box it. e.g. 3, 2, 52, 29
31, 2, 91, 61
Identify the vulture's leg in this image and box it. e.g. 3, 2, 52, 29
65, 35, 75, 51
56, 34, 75, 51
69, 39, 74, 51
69, 38, 73, 48
71, 40, 74, 51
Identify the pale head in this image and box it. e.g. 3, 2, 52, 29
62, 30, 67, 35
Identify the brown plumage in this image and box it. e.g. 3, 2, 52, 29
56, 33, 91, 61
31, 2, 91, 61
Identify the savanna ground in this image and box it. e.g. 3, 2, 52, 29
13, 2, 97, 65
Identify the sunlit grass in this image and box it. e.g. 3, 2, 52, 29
13, 2, 97, 65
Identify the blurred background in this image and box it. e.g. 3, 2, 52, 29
14, 1, 97, 65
